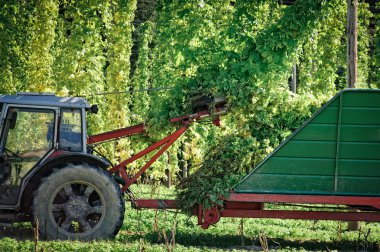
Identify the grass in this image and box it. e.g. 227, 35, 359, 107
0, 184, 380, 251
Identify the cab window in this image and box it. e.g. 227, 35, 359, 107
59, 109, 83, 152
5, 108, 55, 157
0, 107, 55, 204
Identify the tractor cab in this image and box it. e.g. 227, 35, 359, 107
0, 93, 90, 206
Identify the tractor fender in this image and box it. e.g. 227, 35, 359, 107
19, 153, 111, 211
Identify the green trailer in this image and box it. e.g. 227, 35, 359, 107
234, 89, 380, 196
196, 89, 380, 229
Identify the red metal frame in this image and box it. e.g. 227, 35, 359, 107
87, 109, 223, 193
195, 193, 380, 228
133, 199, 380, 229
220, 209, 380, 222
87, 123, 145, 144
133, 193, 380, 229
113, 125, 188, 191
133, 199, 177, 209
227, 193, 380, 206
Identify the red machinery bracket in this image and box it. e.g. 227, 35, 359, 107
102, 108, 226, 192
109, 125, 188, 192
87, 95, 228, 193
200, 207, 221, 229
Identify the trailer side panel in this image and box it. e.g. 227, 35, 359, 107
234, 89, 380, 196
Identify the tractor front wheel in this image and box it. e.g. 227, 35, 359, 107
32, 164, 124, 240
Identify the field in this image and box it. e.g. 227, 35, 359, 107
0, 185, 380, 252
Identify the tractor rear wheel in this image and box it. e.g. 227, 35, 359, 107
32, 164, 124, 240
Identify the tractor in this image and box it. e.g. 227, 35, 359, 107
0, 92, 227, 240
0, 92, 125, 240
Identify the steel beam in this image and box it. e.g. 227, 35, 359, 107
228, 193, 380, 206
133, 199, 177, 209
221, 209, 380, 222
87, 123, 145, 144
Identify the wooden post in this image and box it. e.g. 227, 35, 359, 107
347, 0, 360, 231
179, 142, 188, 179
348, 210, 360, 231
347, 0, 358, 88
165, 168, 171, 188
290, 63, 297, 93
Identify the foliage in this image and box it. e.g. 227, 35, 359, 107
149, 0, 332, 121
298, 0, 347, 93
371, 1, 380, 87
164, 0, 335, 211
0, 0, 378, 189
177, 136, 256, 211
177, 92, 321, 212
1, 3, 380, 251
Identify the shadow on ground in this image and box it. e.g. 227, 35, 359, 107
1, 225, 379, 251
0, 225, 34, 240
118, 230, 380, 251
